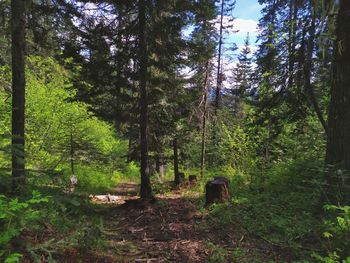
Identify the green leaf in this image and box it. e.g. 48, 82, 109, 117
323, 232, 333, 238
4, 253, 22, 263
69, 198, 80, 206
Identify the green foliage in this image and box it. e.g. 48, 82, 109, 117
0, 187, 106, 262
206, 241, 227, 263
231, 247, 246, 262
313, 205, 350, 261
238, 159, 322, 244
203, 158, 324, 260
71, 165, 118, 193
207, 121, 255, 170
0, 191, 48, 262
24, 56, 122, 170
3, 253, 23, 263
0, 56, 135, 192
208, 203, 234, 225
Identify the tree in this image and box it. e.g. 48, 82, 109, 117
138, 0, 152, 199
232, 33, 253, 117
324, 0, 350, 205
11, 0, 26, 192
200, 60, 211, 176
250, 0, 331, 168
188, 0, 217, 176
214, 0, 225, 115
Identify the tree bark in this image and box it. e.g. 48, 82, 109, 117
304, 5, 328, 133
139, 0, 152, 199
70, 130, 74, 175
173, 138, 180, 185
200, 61, 211, 177
11, 0, 26, 193
287, 0, 297, 90
156, 150, 165, 178
324, 0, 350, 205
214, 0, 224, 116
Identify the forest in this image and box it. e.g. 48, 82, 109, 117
0, 0, 350, 262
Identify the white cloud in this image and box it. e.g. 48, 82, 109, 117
212, 16, 258, 35
232, 18, 258, 35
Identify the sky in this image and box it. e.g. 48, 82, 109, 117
223, 0, 262, 58
181, 0, 262, 81
213, 0, 262, 85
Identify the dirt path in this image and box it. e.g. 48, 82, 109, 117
87, 183, 287, 263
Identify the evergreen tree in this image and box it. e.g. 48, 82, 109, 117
138, 0, 152, 199
231, 33, 253, 117
251, 0, 331, 166
325, 0, 350, 205
187, 0, 217, 176
11, 0, 26, 192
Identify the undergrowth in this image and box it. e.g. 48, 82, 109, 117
0, 188, 105, 263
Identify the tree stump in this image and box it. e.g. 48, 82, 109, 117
214, 176, 230, 193
205, 177, 231, 205
178, 172, 185, 183
189, 175, 197, 185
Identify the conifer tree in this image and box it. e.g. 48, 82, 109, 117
232, 33, 253, 116
324, 0, 350, 205
11, 0, 26, 192
138, 0, 152, 199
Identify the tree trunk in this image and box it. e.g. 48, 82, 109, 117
155, 153, 160, 175
156, 151, 165, 178
214, 0, 224, 116
287, 0, 296, 90
11, 0, 26, 193
200, 61, 211, 177
70, 130, 74, 175
173, 138, 180, 185
138, 0, 152, 199
304, 5, 328, 133
324, 0, 350, 205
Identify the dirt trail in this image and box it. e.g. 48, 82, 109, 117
87, 183, 286, 263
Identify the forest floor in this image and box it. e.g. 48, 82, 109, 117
73, 182, 293, 263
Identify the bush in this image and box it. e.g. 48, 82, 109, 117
71, 165, 118, 193
313, 205, 350, 262
0, 191, 48, 262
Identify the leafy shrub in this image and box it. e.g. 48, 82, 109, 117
0, 56, 131, 192
0, 191, 48, 262
71, 165, 118, 193
312, 205, 350, 262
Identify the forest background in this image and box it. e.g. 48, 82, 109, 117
1, 0, 350, 262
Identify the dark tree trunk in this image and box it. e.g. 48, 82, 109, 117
138, 0, 152, 199
287, 0, 297, 90
156, 151, 165, 178
127, 136, 132, 162
304, 6, 328, 133
70, 130, 74, 175
324, 0, 350, 205
11, 0, 26, 193
200, 61, 211, 177
155, 153, 160, 175
173, 138, 180, 185
214, 0, 224, 115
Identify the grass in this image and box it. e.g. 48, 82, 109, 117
171, 159, 337, 261
3, 158, 349, 262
